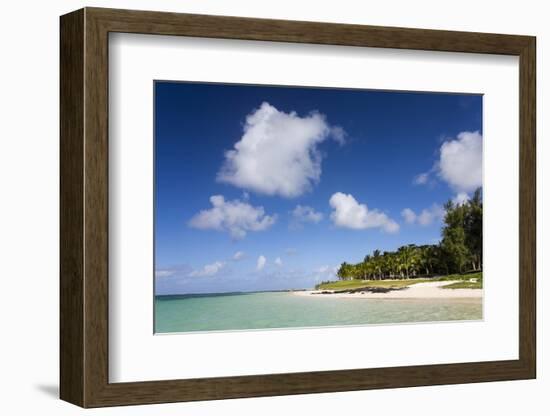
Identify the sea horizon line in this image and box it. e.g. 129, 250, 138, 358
155, 288, 310, 298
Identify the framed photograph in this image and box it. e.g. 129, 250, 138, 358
60, 7, 536, 408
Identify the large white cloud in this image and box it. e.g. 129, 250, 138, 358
188, 195, 276, 239
329, 192, 399, 233
189, 261, 225, 277
438, 131, 482, 193
217, 102, 345, 198
414, 131, 482, 195
401, 204, 444, 226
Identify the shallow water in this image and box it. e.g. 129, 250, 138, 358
155, 291, 482, 333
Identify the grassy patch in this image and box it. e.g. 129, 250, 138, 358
441, 281, 482, 289
438, 272, 482, 289
435, 272, 482, 282
441, 280, 482, 289
316, 278, 432, 291
316, 272, 483, 291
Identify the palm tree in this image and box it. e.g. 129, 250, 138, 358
337, 262, 352, 280
371, 250, 382, 279
334, 189, 482, 282
398, 244, 418, 279
418, 245, 438, 276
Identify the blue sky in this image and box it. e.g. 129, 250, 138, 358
154, 81, 482, 295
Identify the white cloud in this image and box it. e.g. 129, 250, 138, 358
154, 265, 192, 280
155, 270, 174, 278
438, 131, 482, 193
274, 257, 283, 267
453, 192, 470, 206
233, 251, 245, 261
189, 261, 225, 277
329, 192, 399, 233
413, 172, 430, 185
401, 204, 444, 226
330, 126, 347, 146
314, 265, 339, 281
257, 255, 267, 271
417, 205, 445, 226
291, 204, 323, 226
401, 208, 417, 224
414, 131, 482, 194
188, 195, 276, 239
217, 102, 345, 198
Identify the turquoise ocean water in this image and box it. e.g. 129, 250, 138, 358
155, 291, 482, 333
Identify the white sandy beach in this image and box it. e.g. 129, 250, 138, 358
294, 281, 483, 300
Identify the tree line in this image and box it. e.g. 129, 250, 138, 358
336, 188, 482, 280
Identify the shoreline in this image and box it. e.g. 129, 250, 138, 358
294, 281, 483, 300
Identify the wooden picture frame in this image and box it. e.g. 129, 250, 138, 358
60, 7, 536, 408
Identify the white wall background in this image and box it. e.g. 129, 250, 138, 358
0, 1, 545, 414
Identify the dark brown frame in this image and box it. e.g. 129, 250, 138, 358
60, 7, 536, 408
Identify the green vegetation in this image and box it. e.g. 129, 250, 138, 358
335, 189, 483, 281
315, 278, 433, 291
316, 272, 483, 291
440, 272, 483, 289
442, 281, 482, 289
435, 272, 482, 282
